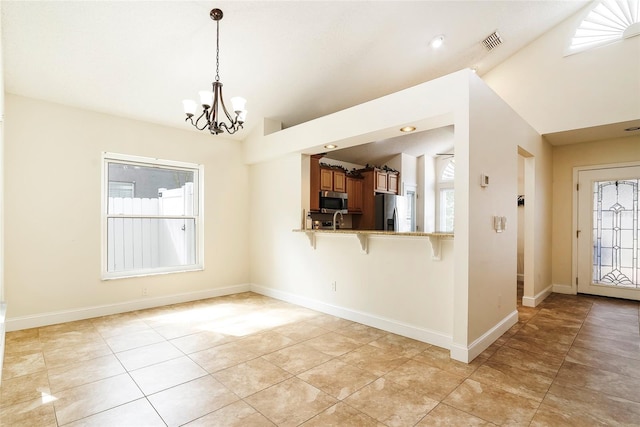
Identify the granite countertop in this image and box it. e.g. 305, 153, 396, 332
293, 229, 453, 238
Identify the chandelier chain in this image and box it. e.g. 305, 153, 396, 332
215, 20, 220, 82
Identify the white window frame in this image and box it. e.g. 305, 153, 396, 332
101, 152, 204, 280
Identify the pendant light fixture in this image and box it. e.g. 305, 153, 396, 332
183, 8, 247, 135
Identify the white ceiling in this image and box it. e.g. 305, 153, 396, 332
2, 1, 590, 141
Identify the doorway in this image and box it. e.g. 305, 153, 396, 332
517, 148, 536, 306
576, 164, 640, 300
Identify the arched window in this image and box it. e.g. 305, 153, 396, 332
567, 0, 640, 56
437, 157, 455, 232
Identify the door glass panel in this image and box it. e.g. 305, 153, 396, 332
592, 179, 639, 288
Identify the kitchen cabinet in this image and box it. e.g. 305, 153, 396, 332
388, 172, 399, 194
346, 176, 363, 213
320, 167, 346, 193
375, 170, 388, 192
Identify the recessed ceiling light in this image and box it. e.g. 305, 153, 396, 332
430, 35, 445, 49
324, 144, 338, 149
624, 126, 640, 132
400, 126, 416, 133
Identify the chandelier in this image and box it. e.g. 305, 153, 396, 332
182, 8, 247, 135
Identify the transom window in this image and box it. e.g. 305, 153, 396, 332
102, 153, 204, 279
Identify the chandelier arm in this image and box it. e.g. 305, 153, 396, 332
193, 109, 211, 131
217, 85, 238, 126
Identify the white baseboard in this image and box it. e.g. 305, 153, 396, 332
552, 283, 575, 295
522, 285, 552, 307
450, 310, 518, 363
250, 284, 453, 350
5, 284, 251, 332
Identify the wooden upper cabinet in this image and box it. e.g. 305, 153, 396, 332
346, 176, 363, 213
387, 172, 399, 194
320, 167, 346, 193
333, 170, 346, 193
374, 170, 388, 192
320, 168, 334, 191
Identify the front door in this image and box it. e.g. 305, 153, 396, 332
577, 165, 640, 300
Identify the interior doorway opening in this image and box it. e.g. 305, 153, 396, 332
518, 147, 536, 307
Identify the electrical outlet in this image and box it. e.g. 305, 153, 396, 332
142, 287, 148, 296
331, 281, 337, 292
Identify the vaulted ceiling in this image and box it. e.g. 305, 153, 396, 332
2, 1, 590, 140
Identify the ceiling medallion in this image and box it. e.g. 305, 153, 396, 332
183, 8, 247, 135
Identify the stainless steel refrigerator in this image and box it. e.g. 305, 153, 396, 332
374, 194, 412, 232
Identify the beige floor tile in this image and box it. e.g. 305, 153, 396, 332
304, 332, 363, 357
40, 330, 106, 352
38, 320, 95, 338
91, 318, 151, 339
53, 373, 143, 425
504, 333, 572, 358
301, 402, 382, 426
577, 321, 640, 342
271, 322, 329, 342
304, 314, 354, 330
130, 355, 208, 395
345, 377, 439, 427
48, 353, 126, 393
0, 397, 57, 427
245, 377, 336, 427
148, 375, 239, 427
572, 333, 640, 360
384, 359, 465, 401
413, 345, 483, 377
213, 358, 292, 398
103, 329, 165, 353
565, 345, 640, 379
339, 343, 408, 376
189, 340, 259, 373
236, 331, 295, 356
64, 398, 166, 427
183, 400, 276, 426
368, 333, 431, 358
335, 323, 388, 344
487, 345, 564, 378
515, 323, 578, 345
0, 371, 50, 409
298, 359, 378, 400
415, 403, 491, 426
261, 343, 333, 375
2, 351, 46, 380
533, 383, 640, 426
170, 330, 235, 354
116, 340, 184, 371
582, 314, 640, 335
152, 321, 205, 340
554, 361, 640, 403
443, 379, 539, 425
469, 360, 553, 402
42, 340, 113, 369
4, 330, 42, 355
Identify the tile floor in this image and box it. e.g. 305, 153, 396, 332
1, 289, 639, 426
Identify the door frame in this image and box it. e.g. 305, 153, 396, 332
572, 161, 640, 295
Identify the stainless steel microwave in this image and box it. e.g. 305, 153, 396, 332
319, 191, 348, 213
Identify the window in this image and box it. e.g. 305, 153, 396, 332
102, 153, 203, 279
437, 157, 455, 232
567, 0, 640, 56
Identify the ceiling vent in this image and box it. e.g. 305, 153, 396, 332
482, 31, 503, 51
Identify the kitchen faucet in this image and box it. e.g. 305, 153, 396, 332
332, 211, 344, 230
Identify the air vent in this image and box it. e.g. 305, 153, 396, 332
482, 31, 503, 51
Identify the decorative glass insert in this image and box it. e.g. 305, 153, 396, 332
567, 0, 640, 56
592, 179, 639, 287
441, 158, 455, 181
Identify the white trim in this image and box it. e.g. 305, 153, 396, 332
572, 161, 640, 298
5, 284, 250, 332
450, 310, 518, 363
522, 285, 552, 307
250, 284, 453, 350
552, 283, 575, 295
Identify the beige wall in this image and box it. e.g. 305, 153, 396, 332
551, 135, 640, 288
4, 94, 251, 322
483, 7, 640, 135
